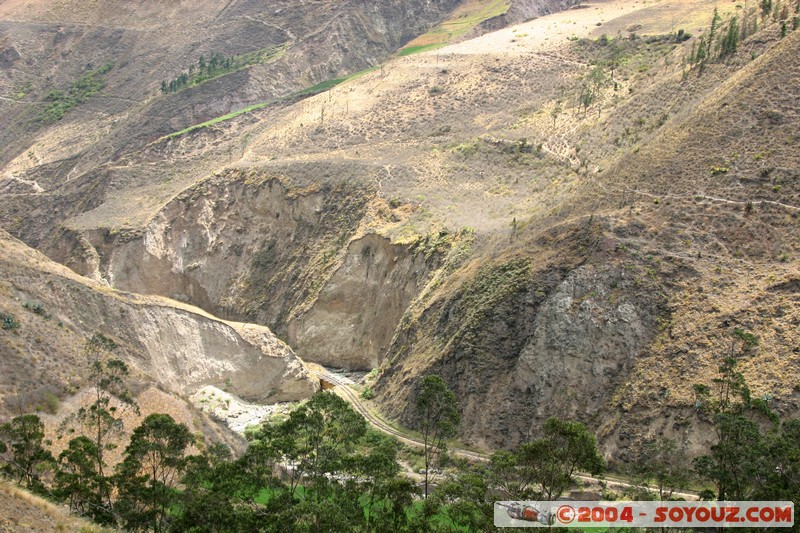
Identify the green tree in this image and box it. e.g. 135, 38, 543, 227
0, 414, 54, 493
115, 413, 193, 532
695, 8, 722, 70
606, 40, 625, 78
367, 477, 415, 532
709, 7, 722, 46
579, 65, 608, 114
691, 352, 795, 504
580, 82, 595, 113
413, 375, 460, 499
175, 443, 262, 532
757, 419, 800, 503
488, 449, 530, 499
424, 463, 494, 532
720, 17, 740, 57
264, 391, 366, 495
693, 413, 764, 500
59, 333, 139, 523
712, 356, 749, 413
54, 436, 104, 518
349, 430, 406, 531
632, 438, 689, 500
517, 417, 605, 500
695, 36, 708, 64
257, 391, 368, 530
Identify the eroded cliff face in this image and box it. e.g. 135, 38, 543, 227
0, 231, 317, 415
63, 173, 363, 324
50, 170, 435, 370
125, 309, 313, 403
288, 233, 430, 368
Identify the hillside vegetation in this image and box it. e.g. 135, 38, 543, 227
0, 0, 798, 478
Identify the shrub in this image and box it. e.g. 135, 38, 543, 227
710, 166, 729, 175
1, 312, 20, 330
23, 301, 49, 318
37, 392, 60, 415
38, 63, 114, 123
360, 387, 375, 400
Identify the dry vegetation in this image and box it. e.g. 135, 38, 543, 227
1, 0, 798, 457
0, 231, 247, 455
0, 480, 113, 532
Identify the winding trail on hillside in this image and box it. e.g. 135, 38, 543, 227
310, 368, 700, 500
311, 368, 488, 461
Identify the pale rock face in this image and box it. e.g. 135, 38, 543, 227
288, 233, 429, 369
74, 177, 429, 370
130, 308, 314, 403
0, 230, 318, 407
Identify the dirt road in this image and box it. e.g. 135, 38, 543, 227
310, 368, 699, 500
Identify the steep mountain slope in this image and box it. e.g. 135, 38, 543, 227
373, 27, 800, 455
0, 0, 468, 236
1, 0, 798, 462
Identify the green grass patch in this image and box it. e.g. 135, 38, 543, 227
294, 65, 378, 97
38, 62, 114, 123
399, 0, 511, 53
164, 102, 272, 139
294, 76, 350, 96
162, 65, 378, 140
398, 43, 448, 57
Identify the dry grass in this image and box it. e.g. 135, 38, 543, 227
0, 480, 114, 532
18, 0, 733, 240
1, 0, 798, 459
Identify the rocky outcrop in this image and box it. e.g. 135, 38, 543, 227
125, 309, 314, 403
0, 44, 20, 68
513, 266, 654, 422
376, 221, 666, 451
